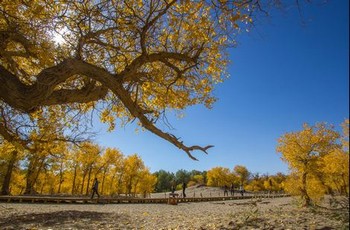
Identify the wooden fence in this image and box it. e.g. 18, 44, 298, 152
0, 193, 289, 204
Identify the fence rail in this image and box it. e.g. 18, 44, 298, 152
0, 193, 289, 204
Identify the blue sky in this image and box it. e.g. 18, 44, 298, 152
94, 1, 349, 175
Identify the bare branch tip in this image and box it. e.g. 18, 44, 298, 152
185, 150, 199, 161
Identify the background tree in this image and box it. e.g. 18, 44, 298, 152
123, 154, 146, 196
0, 141, 22, 195
277, 122, 340, 206
189, 174, 204, 186
272, 172, 287, 192
136, 169, 157, 197
245, 173, 264, 192
75, 142, 101, 195
153, 170, 175, 192
206, 167, 232, 187
175, 169, 191, 184
189, 170, 207, 185
233, 165, 250, 189
98, 147, 123, 195
322, 149, 349, 196
321, 119, 349, 196
0, 100, 92, 195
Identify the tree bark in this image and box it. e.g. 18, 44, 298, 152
85, 166, 93, 196
80, 170, 87, 195
341, 173, 349, 196
24, 158, 36, 195
57, 162, 64, 194
301, 172, 311, 206
117, 172, 124, 195
24, 157, 45, 195
109, 173, 116, 195
101, 169, 107, 195
0, 56, 212, 160
1, 150, 18, 195
71, 164, 77, 195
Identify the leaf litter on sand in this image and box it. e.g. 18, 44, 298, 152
0, 197, 348, 229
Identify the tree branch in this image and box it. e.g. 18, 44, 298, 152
0, 59, 108, 112
1, 56, 212, 159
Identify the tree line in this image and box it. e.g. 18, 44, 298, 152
153, 167, 287, 194
0, 141, 156, 197
0, 118, 348, 208
0, 136, 287, 197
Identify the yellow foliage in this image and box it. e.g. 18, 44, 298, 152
207, 167, 232, 187
341, 119, 349, 152
322, 148, 349, 195
192, 174, 205, 184
245, 180, 264, 192
277, 121, 346, 205
284, 172, 327, 204
0, 0, 253, 142
233, 165, 250, 186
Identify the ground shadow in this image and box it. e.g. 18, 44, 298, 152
0, 210, 116, 228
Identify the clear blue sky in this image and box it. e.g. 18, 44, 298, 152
94, 1, 349, 175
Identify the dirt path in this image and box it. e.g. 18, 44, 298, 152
0, 196, 348, 229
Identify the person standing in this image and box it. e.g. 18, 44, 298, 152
224, 185, 228, 196
230, 183, 235, 196
240, 189, 244, 197
182, 182, 187, 198
171, 180, 176, 194
91, 178, 100, 199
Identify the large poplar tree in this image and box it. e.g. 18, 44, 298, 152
277, 123, 341, 206
0, 0, 307, 159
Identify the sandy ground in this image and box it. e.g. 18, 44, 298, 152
0, 188, 348, 230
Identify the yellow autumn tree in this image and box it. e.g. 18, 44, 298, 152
245, 173, 265, 192
321, 119, 349, 196
123, 154, 148, 196
233, 165, 250, 188
137, 169, 158, 197
206, 167, 232, 187
98, 147, 124, 195
322, 149, 349, 196
75, 142, 102, 196
277, 123, 340, 206
0, 0, 279, 160
2, 106, 76, 195
272, 172, 288, 192
0, 141, 23, 195
0, 100, 93, 195
192, 174, 205, 185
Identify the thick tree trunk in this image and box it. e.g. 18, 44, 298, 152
24, 157, 45, 195
86, 166, 92, 196
1, 150, 18, 195
126, 176, 134, 196
80, 172, 86, 195
24, 177, 35, 194
24, 160, 36, 195
117, 172, 124, 195
71, 165, 77, 194
301, 172, 311, 206
57, 179, 62, 194
33, 159, 45, 194
57, 162, 64, 194
133, 179, 140, 196
341, 174, 349, 196
40, 178, 45, 194
101, 169, 107, 195
109, 174, 116, 195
